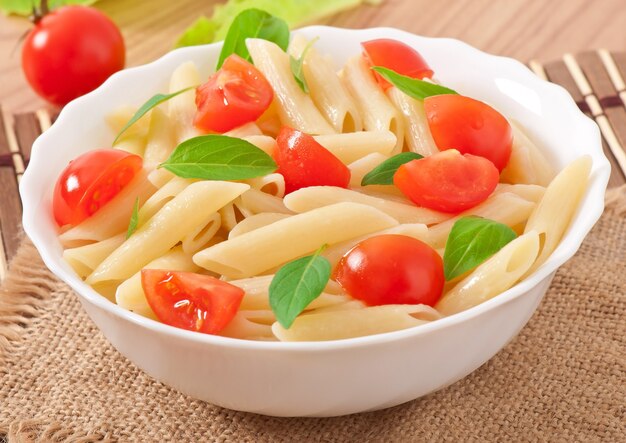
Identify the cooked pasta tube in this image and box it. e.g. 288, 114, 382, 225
224, 122, 263, 138
425, 193, 536, 249
106, 105, 151, 138
387, 86, 439, 156
272, 305, 438, 341
59, 170, 156, 245
347, 153, 405, 198
500, 122, 555, 186
219, 311, 275, 340
63, 234, 125, 278
247, 38, 335, 135
181, 212, 221, 254
288, 34, 362, 133
239, 188, 292, 214
87, 181, 250, 283
115, 246, 199, 319
147, 168, 175, 188
523, 156, 591, 274
340, 55, 404, 153
244, 173, 285, 197
143, 107, 177, 169
137, 177, 194, 226
494, 183, 546, 203
242, 135, 277, 156
322, 223, 428, 267
313, 131, 396, 164
284, 186, 450, 225
193, 202, 399, 278
436, 231, 540, 316
168, 61, 201, 143
114, 134, 146, 157
229, 213, 291, 239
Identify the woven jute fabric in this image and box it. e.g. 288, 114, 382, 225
1, 190, 625, 443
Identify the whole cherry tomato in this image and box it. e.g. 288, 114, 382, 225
194, 54, 274, 133
53, 149, 142, 226
274, 127, 351, 194
22, 6, 125, 106
394, 149, 499, 213
334, 235, 444, 307
424, 94, 513, 171
142, 270, 244, 335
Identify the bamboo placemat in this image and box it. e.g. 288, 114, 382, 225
1, 50, 626, 278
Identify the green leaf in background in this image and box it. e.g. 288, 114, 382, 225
216, 8, 289, 69
126, 197, 140, 239
0, 0, 96, 16
113, 86, 195, 145
269, 245, 331, 329
289, 37, 318, 93
159, 134, 277, 180
175, 0, 386, 48
361, 152, 423, 186
443, 216, 517, 281
372, 66, 458, 100
175, 16, 217, 48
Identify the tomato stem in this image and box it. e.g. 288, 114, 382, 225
32, 0, 50, 24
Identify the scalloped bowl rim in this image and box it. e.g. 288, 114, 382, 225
20, 26, 610, 352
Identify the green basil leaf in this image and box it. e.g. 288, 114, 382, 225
443, 216, 517, 281
361, 152, 423, 186
113, 86, 195, 145
372, 66, 458, 100
289, 37, 318, 93
159, 135, 277, 180
269, 246, 331, 329
216, 8, 289, 70
126, 197, 140, 239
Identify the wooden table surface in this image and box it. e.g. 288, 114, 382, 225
1, 0, 626, 114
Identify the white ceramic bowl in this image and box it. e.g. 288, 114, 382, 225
20, 26, 610, 417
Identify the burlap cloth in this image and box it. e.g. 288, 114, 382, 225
1, 189, 625, 443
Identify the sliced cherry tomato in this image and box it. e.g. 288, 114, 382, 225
53, 149, 142, 227
334, 235, 444, 307
362, 38, 433, 90
424, 94, 513, 171
22, 6, 125, 106
194, 54, 273, 133
141, 270, 244, 335
274, 127, 351, 194
394, 150, 499, 213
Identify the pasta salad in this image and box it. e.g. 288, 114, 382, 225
53, 9, 591, 342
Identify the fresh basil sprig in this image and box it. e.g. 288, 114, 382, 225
269, 245, 331, 329
216, 8, 289, 70
289, 37, 319, 93
443, 216, 517, 281
361, 152, 423, 186
126, 197, 140, 239
159, 135, 277, 180
113, 86, 196, 145
372, 66, 458, 100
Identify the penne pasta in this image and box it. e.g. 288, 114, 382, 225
106, 105, 151, 138
181, 212, 221, 254
193, 202, 399, 278
224, 122, 263, 138
143, 107, 177, 170
137, 177, 194, 227
436, 231, 540, 316
313, 131, 396, 164
244, 172, 285, 197
340, 55, 404, 153
229, 213, 291, 239
494, 183, 546, 203
387, 86, 439, 156
242, 135, 277, 156
239, 188, 293, 215
500, 122, 555, 186
219, 311, 275, 340
168, 61, 201, 143
63, 234, 126, 278
87, 181, 249, 283
288, 34, 363, 133
114, 134, 146, 157
247, 38, 335, 135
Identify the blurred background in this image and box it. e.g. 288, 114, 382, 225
1, 0, 625, 114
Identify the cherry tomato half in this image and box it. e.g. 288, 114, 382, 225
53, 149, 142, 227
194, 54, 273, 133
141, 270, 244, 335
362, 38, 433, 90
22, 6, 125, 106
334, 235, 444, 307
274, 127, 351, 194
424, 94, 513, 171
394, 149, 499, 213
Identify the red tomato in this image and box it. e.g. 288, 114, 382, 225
334, 235, 444, 307
141, 270, 244, 334
394, 150, 499, 213
362, 39, 433, 90
22, 6, 125, 106
274, 127, 351, 194
424, 95, 513, 171
194, 54, 273, 133
53, 149, 142, 227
